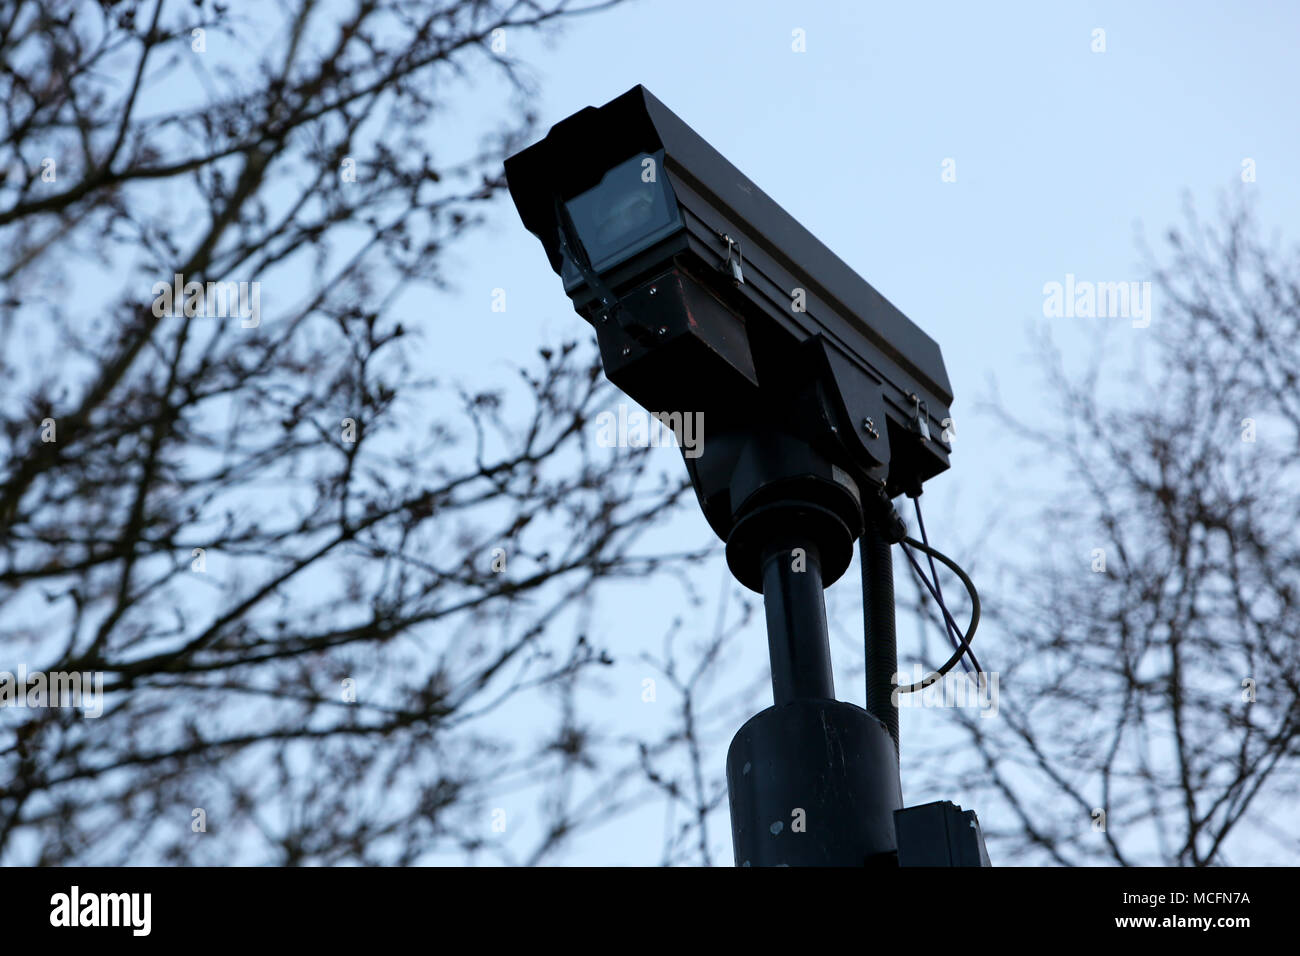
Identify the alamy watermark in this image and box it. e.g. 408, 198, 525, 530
151, 273, 261, 328
892, 665, 999, 718
594, 403, 704, 459
0, 665, 104, 718
50, 886, 150, 935
1042, 274, 1152, 328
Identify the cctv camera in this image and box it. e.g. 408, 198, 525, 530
505, 86, 954, 589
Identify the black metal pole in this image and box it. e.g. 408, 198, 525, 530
861, 528, 900, 757
727, 520, 903, 866
760, 538, 835, 705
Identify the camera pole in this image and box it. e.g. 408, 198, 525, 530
722, 473, 904, 866
861, 527, 900, 756
504, 83, 992, 867
760, 535, 835, 705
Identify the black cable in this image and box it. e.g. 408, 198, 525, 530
912, 495, 974, 676
896, 542, 973, 692
895, 535, 981, 694
901, 541, 982, 675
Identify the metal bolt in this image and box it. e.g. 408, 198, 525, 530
862, 417, 879, 439
649, 286, 658, 296
658, 326, 668, 336
621, 347, 630, 356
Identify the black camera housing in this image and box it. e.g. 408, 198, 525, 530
505, 86, 955, 588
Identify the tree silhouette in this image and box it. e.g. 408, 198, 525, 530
0, 0, 727, 865
915, 195, 1300, 865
